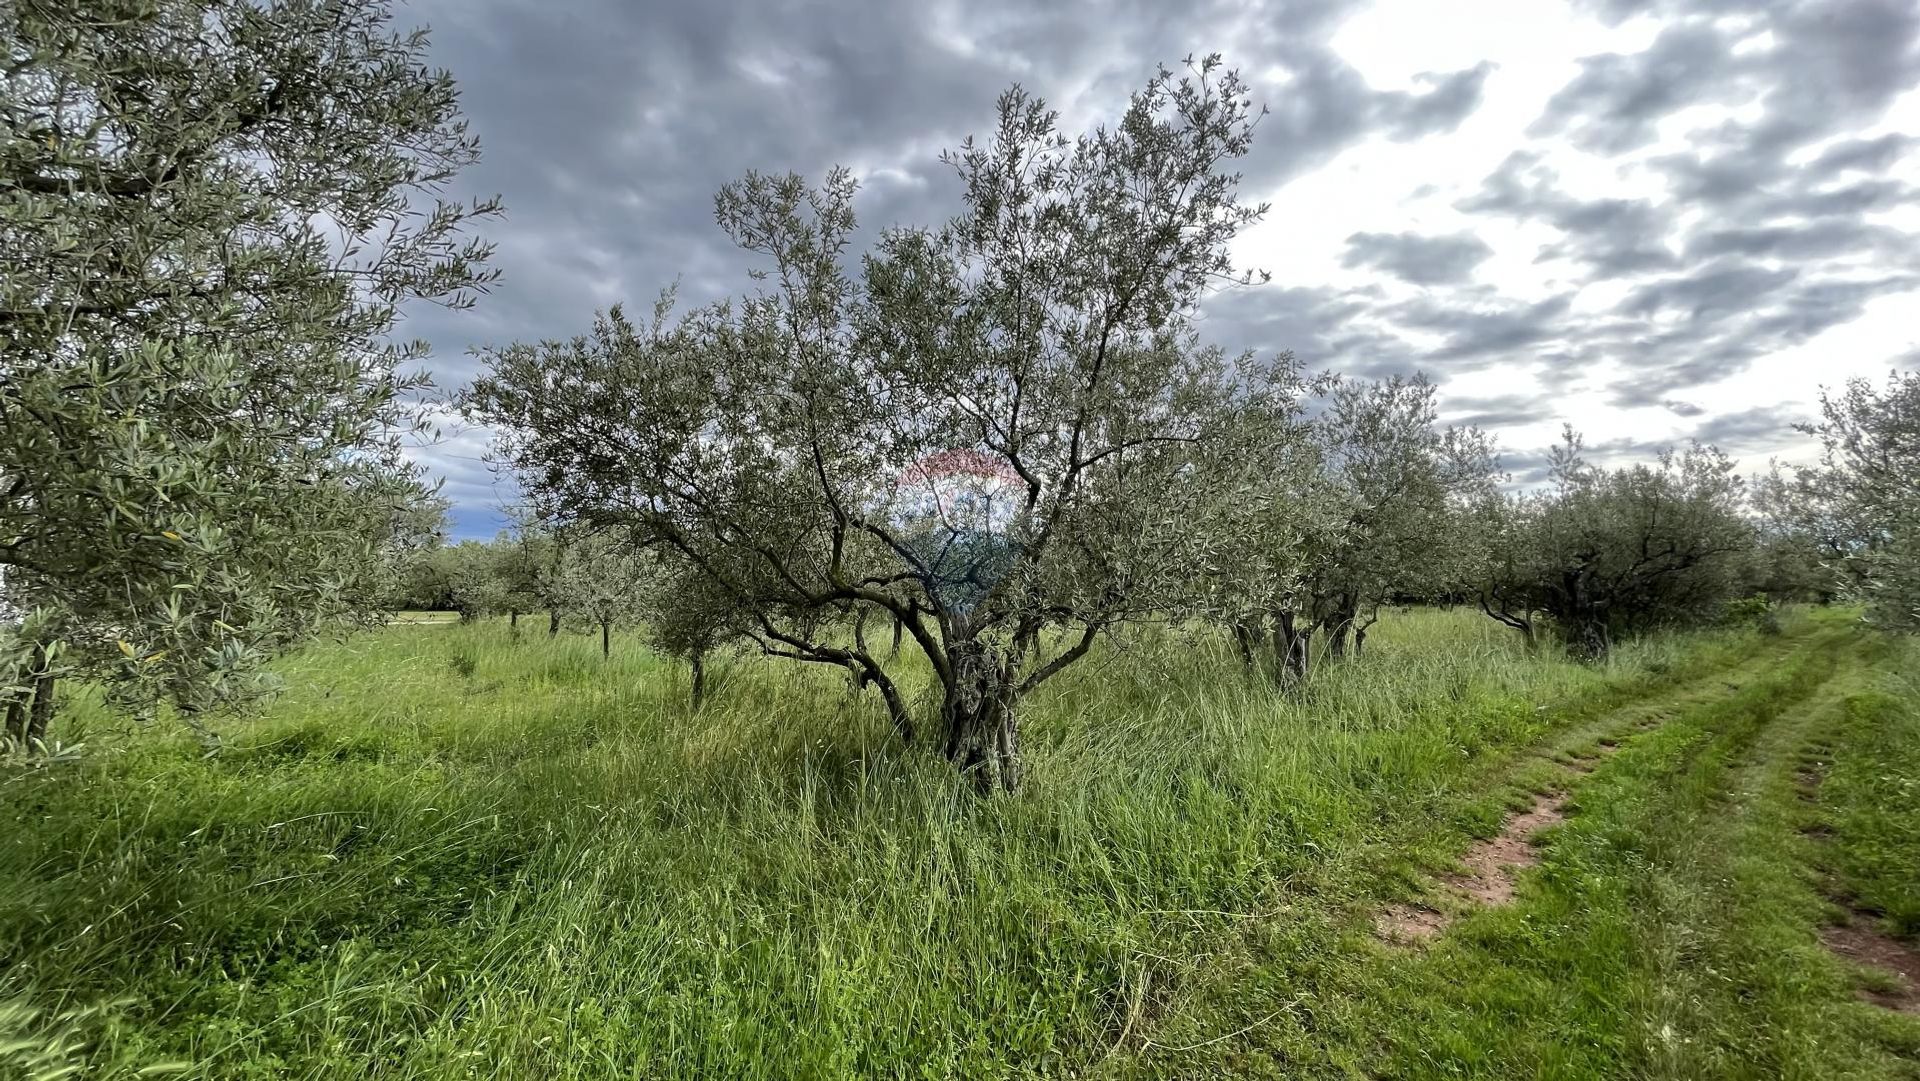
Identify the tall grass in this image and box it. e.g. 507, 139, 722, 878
1, 609, 1765, 1078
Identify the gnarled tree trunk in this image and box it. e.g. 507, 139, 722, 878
690, 649, 706, 710
1327, 621, 1350, 660
26, 668, 52, 745
548, 609, 560, 637
939, 637, 1020, 792
1230, 622, 1258, 668
1567, 617, 1609, 660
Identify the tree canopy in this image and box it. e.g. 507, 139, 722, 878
2, 0, 497, 742
467, 58, 1289, 790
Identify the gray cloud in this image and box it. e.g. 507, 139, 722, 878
1529, 23, 1741, 154
1439, 391, 1550, 429
1377, 62, 1497, 139
1812, 133, 1919, 174
1690, 403, 1809, 453
1622, 262, 1800, 320
1392, 293, 1576, 361
1459, 155, 1681, 276
388, 0, 1920, 534
1341, 230, 1494, 285
1442, 0, 1920, 417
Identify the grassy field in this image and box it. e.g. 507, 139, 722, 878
1, 608, 1915, 1078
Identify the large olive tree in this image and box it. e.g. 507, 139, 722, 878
1, 0, 497, 740
468, 59, 1292, 790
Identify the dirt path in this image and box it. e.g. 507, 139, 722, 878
1370, 634, 1801, 947
1374, 791, 1569, 943
1105, 619, 1920, 1077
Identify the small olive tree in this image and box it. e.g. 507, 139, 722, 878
640, 550, 749, 711
1216, 373, 1496, 681
1295, 376, 1497, 662
1, 0, 497, 739
545, 531, 652, 659
469, 59, 1284, 790
1470, 490, 1551, 649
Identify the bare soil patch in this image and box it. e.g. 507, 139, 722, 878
1448, 794, 1569, 905
1374, 903, 1449, 945
1822, 922, 1920, 1013
1374, 791, 1569, 944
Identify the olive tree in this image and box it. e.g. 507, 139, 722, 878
1216, 373, 1496, 681
1784, 370, 1920, 632
551, 530, 653, 659
1504, 431, 1754, 658
640, 550, 749, 711
1470, 489, 1551, 649
468, 59, 1285, 790
1294, 375, 1497, 663
1747, 466, 1830, 608
1, 0, 497, 740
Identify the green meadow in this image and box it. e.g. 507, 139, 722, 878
3, 608, 1916, 1078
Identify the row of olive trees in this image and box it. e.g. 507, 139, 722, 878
3, 0, 499, 749
401, 528, 736, 704
459, 56, 1888, 791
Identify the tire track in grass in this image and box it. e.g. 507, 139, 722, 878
1103, 624, 1842, 1077
1345, 622, 1861, 1079
1346, 623, 1919, 1079
1370, 630, 1812, 948
1796, 682, 1920, 1018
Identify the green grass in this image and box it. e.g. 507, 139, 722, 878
0, 608, 1913, 1078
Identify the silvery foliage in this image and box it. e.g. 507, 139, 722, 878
1788, 370, 1920, 632
467, 57, 1305, 788
1, 0, 497, 729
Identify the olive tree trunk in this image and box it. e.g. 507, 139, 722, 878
1271, 610, 1309, 683
27, 669, 52, 744
939, 636, 1021, 793
1230, 621, 1264, 668
1327, 621, 1350, 660
7, 647, 55, 748
1567, 617, 1610, 661
690, 649, 706, 710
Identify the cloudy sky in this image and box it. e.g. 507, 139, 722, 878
395, 0, 1920, 539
